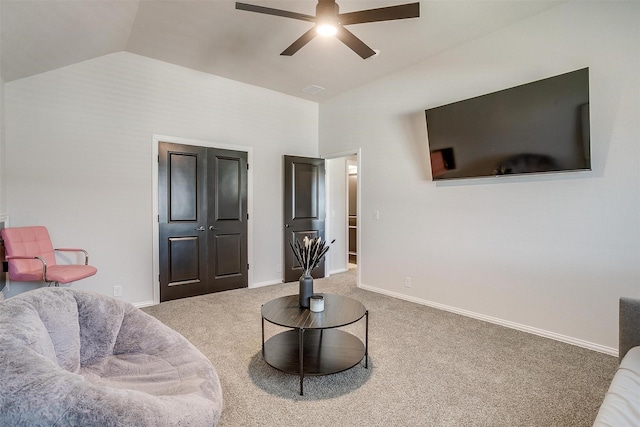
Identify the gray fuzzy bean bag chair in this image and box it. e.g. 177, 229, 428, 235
0, 287, 222, 426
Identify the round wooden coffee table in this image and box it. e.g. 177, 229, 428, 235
261, 293, 369, 395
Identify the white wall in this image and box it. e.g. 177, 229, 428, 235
5, 52, 318, 304
0, 59, 6, 299
0, 12, 5, 216
319, 1, 640, 352
0, 4, 8, 296
0, 73, 5, 215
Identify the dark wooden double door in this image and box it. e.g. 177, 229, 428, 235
159, 142, 248, 302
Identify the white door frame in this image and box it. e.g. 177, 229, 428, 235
322, 147, 362, 288
151, 134, 254, 305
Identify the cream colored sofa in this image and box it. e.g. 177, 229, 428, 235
593, 297, 640, 426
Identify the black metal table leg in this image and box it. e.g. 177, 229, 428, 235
299, 328, 305, 395
261, 308, 265, 357
365, 310, 369, 368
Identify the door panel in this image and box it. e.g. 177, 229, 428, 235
168, 236, 202, 285
169, 153, 198, 221
283, 156, 326, 283
214, 156, 242, 220
213, 234, 242, 278
159, 142, 248, 301
159, 143, 208, 301
293, 162, 319, 219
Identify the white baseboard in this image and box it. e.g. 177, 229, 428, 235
133, 300, 155, 308
250, 279, 282, 289
134, 280, 284, 307
358, 282, 618, 357
252, 271, 348, 287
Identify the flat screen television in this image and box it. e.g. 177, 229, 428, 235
425, 68, 591, 181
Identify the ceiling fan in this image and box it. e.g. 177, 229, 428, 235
235, 1, 420, 59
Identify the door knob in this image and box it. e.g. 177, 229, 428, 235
285, 224, 290, 228
194, 226, 205, 231
209, 226, 218, 231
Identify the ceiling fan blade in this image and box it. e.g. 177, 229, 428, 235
235, 2, 316, 22
281, 27, 318, 56
338, 2, 420, 25
335, 26, 376, 59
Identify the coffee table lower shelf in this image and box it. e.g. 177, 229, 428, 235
263, 329, 365, 377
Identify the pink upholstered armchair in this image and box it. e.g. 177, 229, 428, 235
1, 226, 97, 286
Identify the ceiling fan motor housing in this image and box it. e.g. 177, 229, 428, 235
317, 1, 340, 24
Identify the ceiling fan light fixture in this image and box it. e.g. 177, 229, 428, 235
316, 1, 339, 37
316, 23, 338, 37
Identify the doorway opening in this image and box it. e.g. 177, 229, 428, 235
347, 157, 357, 270
324, 149, 361, 285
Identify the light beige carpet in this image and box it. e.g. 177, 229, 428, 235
143, 270, 616, 426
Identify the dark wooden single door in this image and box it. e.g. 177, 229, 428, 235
159, 142, 248, 302
283, 155, 326, 283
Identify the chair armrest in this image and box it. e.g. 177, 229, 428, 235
55, 248, 90, 265
5, 255, 48, 281
619, 297, 640, 362
6, 255, 40, 260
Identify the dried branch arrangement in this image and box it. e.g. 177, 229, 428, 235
289, 236, 334, 277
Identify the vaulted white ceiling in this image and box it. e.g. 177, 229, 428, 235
0, 0, 563, 102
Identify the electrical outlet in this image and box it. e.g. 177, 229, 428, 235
373, 210, 380, 220
113, 286, 123, 297
276, 264, 282, 273
404, 277, 412, 288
